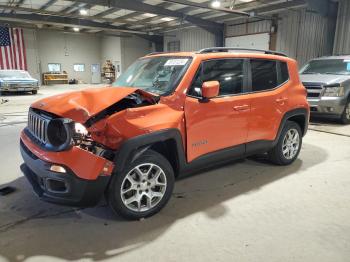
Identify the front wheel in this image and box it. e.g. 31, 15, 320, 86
340, 100, 350, 125
32, 90, 38, 95
107, 150, 175, 220
268, 121, 302, 165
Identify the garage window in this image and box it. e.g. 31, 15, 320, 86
74, 64, 85, 72
48, 63, 61, 72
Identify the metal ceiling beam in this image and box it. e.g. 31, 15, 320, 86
93, 7, 120, 18
0, 12, 155, 35
70, 3, 95, 15
39, 0, 58, 10
160, 0, 250, 16
0, 4, 152, 28
211, 0, 306, 21
72, 0, 223, 34
60, 2, 82, 14
156, 0, 307, 32
10, 0, 24, 14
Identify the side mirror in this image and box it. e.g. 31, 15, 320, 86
201, 81, 219, 102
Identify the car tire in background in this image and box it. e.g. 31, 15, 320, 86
340, 100, 350, 125
32, 90, 38, 95
268, 121, 302, 165
107, 149, 175, 220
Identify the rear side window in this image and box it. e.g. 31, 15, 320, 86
250, 59, 289, 92
251, 59, 278, 91
189, 59, 244, 97
280, 62, 289, 83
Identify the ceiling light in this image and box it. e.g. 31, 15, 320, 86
144, 13, 157, 18
211, 0, 221, 8
239, 0, 254, 2
161, 17, 175, 22
79, 9, 88, 15
73, 27, 80, 32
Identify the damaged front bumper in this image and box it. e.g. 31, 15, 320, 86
20, 131, 114, 207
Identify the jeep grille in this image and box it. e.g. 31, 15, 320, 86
27, 110, 50, 144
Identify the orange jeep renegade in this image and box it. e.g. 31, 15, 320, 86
20, 48, 309, 219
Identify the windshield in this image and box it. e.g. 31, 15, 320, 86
0, 70, 32, 79
113, 56, 192, 95
300, 59, 350, 75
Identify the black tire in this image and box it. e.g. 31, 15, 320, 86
32, 90, 38, 95
107, 149, 175, 220
268, 121, 302, 165
340, 100, 350, 125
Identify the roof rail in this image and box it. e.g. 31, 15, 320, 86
197, 47, 287, 57
146, 52, 166, 56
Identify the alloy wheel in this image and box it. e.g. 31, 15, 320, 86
120, 163, 167, 212
282, 128, 300, 160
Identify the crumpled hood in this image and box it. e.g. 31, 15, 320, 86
31, 87, 138, 123
300, 74, 350, 85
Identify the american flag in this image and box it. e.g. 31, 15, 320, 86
0, 27, 27, 70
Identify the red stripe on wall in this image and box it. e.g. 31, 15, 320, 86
4, 46, 10, 69
16, 29, 23, 70
0, 49, 3, 69
10, 28, 18, 69
21, 29, 27, 70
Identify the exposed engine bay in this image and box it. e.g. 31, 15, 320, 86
84, 90, 158, 127
73, 91, 159, 160
27, 90, 159, 162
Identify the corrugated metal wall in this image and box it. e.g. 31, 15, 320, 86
225, 8, 335, 66
164, 27, 215, 52
333, 0, 350, 55
276, 9, 335, 66
225, 19, 272, 37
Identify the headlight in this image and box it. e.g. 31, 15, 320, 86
322, 85, 345, 97
46, 118, 73, 151
74, 123, 88, 136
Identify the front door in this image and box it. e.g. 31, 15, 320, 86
185, 58, 250, 162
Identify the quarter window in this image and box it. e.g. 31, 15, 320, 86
189, 59, 244, 97
251, 59, 278, 91
250, 60, 289, 92
280, 62, 289, 83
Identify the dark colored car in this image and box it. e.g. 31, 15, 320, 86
300, 56, 350, 124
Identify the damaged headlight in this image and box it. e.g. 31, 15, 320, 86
322, 85, 345, 97
46, 118, 73, 151
74, 123, 88, 136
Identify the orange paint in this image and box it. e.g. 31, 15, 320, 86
22, 51, 309, 179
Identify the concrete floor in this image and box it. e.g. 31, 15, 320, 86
1, 85, 350, 262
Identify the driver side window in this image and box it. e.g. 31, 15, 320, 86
188, 59, 244, 97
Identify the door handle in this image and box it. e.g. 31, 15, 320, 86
275, 97, 288, 104
233, 105, 250, 111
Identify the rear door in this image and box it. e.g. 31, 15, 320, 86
185, 58, 251, 162
247, 59, 290, 143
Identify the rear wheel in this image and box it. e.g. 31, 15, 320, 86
107, 150, 175, 220
340, 100, 350, 125
268, 121, 302, 165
